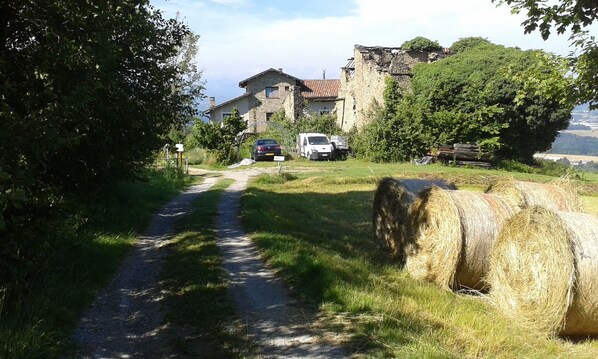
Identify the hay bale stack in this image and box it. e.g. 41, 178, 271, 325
486, 178, 581, 212
372, 178, 455, 262
405, 187, 514, 290
487, 206, 598, 337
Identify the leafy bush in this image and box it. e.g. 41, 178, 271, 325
451, 37, 491, 53
192, 108, 247, 165
401, 36, 442, 52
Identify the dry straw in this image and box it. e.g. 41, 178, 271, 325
486, 178, 582, 212
405, 187, 514, 290
372, 178, 455, 263
487, 206, 598, 337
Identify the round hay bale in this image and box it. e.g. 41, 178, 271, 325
486, 178, 581, 212
487, 206, 598, 337
405, 187, 514, 290
372, 178, 455, 263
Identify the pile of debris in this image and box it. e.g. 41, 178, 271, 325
435, 143, 493, 168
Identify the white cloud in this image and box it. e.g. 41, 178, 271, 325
151, 0, 589, 105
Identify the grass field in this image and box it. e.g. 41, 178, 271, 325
240, 159, 598, 358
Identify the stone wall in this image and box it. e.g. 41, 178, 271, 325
337, 45, 449, 131
244, 71, 298, 132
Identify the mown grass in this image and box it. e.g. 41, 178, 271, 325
241, 160, 598, 358
0, 169, 194, 359
161, 178, 254, 358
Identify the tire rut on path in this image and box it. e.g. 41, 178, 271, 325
217, 171, 346, 359
73, 177, 218, 359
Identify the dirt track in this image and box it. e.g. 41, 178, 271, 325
73, 168, 345, 358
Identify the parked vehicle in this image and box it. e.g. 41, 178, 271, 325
251, 139, 282, 161
330, 135, 350, 159
297, 133, 334, 160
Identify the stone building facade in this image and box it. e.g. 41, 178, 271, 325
207, 68, 339, 133
336, 45, 450, 131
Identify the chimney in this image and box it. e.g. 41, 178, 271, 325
277, 68, 283, 72
209, 97, 215, 109
322, 69, 326, 80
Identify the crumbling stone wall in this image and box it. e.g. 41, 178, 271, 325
337, 45, 449, 131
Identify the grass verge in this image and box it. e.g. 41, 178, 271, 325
241, 164, 598, 358
0, 168, 194, 358
162, 178, 254, 358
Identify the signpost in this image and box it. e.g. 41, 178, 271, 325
274, 155, 285, 175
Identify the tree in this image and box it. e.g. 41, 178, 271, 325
493, 0, 598, 109
410, 43, 575, 161
412, 44, 573, 161
0, 1, 198, 285
193, 108, 247, 164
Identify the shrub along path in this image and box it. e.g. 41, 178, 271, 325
216, 169, 346, 358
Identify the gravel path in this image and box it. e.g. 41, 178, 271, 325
73, 168, 346, 358
73, 177, 218, 358
217, 170, 346, 359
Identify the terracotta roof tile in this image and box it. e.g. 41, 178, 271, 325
301, 79, 339, 100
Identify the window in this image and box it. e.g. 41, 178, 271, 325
221, 112, 232, 119
266, 112, 274, 121
265, 86, 279, 98
319, 110, 330, 115
285, 86, 290, 91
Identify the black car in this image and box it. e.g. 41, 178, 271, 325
251, 139, 282, 161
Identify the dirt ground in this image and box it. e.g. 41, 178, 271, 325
73, 167, 346, 358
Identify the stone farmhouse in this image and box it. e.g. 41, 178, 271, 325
206, 68, 339, 133
206, 45, 449, 133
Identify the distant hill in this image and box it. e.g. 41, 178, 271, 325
550, 132, 598, 156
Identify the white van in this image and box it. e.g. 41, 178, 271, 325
297, 133, 334, 160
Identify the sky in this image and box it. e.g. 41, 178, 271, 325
150, 0, 595, 112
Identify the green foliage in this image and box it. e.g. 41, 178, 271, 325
192, 108, 248, 164
295, 113, 341, 135
411, 43, 574, 161
401, 36, 442, 52
0, 168, 190, 358
497, 159, 572, 177
494, 0, 598, 109
451, 37, 491, 53
0, 1, 201, 289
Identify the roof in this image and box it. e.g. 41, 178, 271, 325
301, 79, 340, 100
239, 68, 303, 88
205, 92, 251, 114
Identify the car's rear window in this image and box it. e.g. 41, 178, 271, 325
258, 139, 277, 145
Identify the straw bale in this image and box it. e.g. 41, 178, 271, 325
488, 206, 598, 337
486, 178, 582, 212
372, 178, 455, 263
405, 187, 514, 290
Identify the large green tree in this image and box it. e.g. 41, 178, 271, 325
411, 42, 574, 161
493, 0, 598, 109
0, 1, 198, 282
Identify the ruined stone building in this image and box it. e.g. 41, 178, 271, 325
206, 68, 339, 133
336, 45, 450, 131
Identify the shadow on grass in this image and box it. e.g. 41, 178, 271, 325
241, 187, 457, 357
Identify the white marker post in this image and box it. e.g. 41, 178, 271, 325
274, 155, 285, 175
